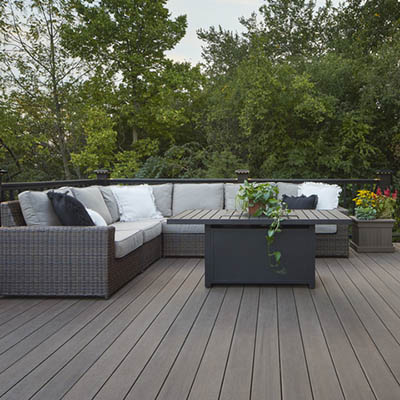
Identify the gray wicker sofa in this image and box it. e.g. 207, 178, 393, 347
0, 182, 348, 298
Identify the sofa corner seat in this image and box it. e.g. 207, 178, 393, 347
0, 200, 161, 298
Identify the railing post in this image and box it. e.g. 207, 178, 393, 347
0, 169, 7, 202
235, 169, 249, 183
94, 169, 111, 186
376, 169, 393, 190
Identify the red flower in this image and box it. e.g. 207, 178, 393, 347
376, 187, 382, 195
384, 188, 391, 197
393, 190, 398, 200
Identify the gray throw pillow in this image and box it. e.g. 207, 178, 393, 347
18, 191, 61, 226
151, 183, 173, 217
71, 186, 113, 224
224, 184, 242, 210
277, 182, 299, 200
99, 186, 120, 223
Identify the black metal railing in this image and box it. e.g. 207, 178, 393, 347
0, 168, 380, 211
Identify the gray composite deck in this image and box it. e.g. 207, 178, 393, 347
1, 245, 400, 399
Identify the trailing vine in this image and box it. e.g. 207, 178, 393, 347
236, 181, 289, 273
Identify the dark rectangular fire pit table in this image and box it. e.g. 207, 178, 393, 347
167, 209, 352, 289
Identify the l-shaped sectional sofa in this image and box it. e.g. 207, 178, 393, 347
0, 182, 349, 298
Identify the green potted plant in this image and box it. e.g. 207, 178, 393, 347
236, 181, 288, 269
351, 188, 397, 252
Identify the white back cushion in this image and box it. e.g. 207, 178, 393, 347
172, 183, 224, 215
299, 182, 342, 210
111, 185, 162, 221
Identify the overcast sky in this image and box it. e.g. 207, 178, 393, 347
166, 0, 339, 65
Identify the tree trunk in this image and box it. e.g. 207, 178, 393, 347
48, 4, 71, 179
132, 126, 138, 143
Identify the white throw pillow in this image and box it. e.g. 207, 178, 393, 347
86, 208, 107, 226
111, 185, 163, 221
298, 182, 342, 210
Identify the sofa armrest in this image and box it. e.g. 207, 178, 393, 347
0, 226, 116, 297
1, 201, 26, 227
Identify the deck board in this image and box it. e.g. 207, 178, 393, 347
219, 286, 259, 400
0, 249, 400, 400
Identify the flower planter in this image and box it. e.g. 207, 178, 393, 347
350, 216, 395, 253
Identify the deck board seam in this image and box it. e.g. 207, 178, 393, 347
2, 258, 181, 399
292, 287, 315, 400
183, 287, 229, 400
124, 271, 207, 400
147, 274, 215, 400
343, 256, 400, 332
249, 287, 261, 400
354, 251, 400, 299
321, 260, 400, 389
276, 288, 283, 400
0, 299, 95, 375
0, 260, 172, 378
0, 300, 45, 325
155, 286, 228, 400
315, 265, 378, 399
84, 259, 201, 400
361, 251, 400, 287
0, 299, 65, 340
217, 286, 244, 400
336, 258, 400, 346
308, 280, 347, 400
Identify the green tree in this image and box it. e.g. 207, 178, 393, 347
70, 107, 117, 177
64, 0, 202, 149
0, 0, 92, 179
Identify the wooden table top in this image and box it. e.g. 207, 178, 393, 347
167, 209, 353, 225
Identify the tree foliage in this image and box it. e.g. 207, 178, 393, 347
197, 0, 400, 178
0, 0, 399, 182
0, 0, 91, 179
63, 0, 203, 148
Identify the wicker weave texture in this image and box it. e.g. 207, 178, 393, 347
316, 224, 349, 257
1, 201, 26, 227
0, 226, 112, 297
162, 227, 349, 258
163, 233, 205, 257
0, 221, 162, 298
108, 236, 162, 297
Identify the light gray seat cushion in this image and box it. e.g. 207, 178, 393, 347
315, 225, 337, 234
277, 182, 299, 200
114, 228, 144, 258
18, 191, 62, 226
72, 186, 113, 225
99, 186, 120, 223
151, 183, 173, 217
112, 220, 162, 243
172, 183, 224, 215
162, 221, 205, 234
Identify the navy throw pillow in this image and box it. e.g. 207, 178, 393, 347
47, 191, 95, 226
282, 194, 318, 210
